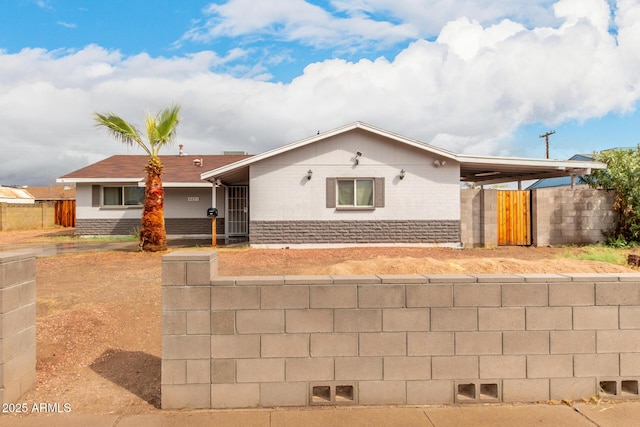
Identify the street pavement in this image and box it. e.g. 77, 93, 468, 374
2, 401, 640, 426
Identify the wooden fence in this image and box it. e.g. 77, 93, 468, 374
54, 200, 75, 227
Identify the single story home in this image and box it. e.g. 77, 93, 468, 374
58, 122, 605, 246
58, 154, 250, 238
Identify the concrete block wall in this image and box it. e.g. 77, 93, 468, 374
0, 202, 55, 231
532, 188, 616, 246
460, 189, 498, 248
161, 251, 640, 409
461, 188, 615, 248
161, 251, 219, 409
0, 252, 36, 404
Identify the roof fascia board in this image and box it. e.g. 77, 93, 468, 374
469, 171, 585, 185
163, 182, 213, 188
457, 154, 606, 170
201, 121, 459, 180
57, 177, 144, 184
56, 178, 210, 188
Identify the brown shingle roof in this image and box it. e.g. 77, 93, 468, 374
60, 155, 252, 183
26, 186, 76, 200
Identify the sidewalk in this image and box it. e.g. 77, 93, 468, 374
3, 401, 639, 427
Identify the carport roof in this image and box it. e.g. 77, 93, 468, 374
457, 154, 601, 185
201, 122, 606, 185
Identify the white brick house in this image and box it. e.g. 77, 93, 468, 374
201, 122, 604, 247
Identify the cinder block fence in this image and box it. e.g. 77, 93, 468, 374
0, 252, 36, 404
161, 251, 640, 409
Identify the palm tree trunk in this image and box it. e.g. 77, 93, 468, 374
140, 157, 167, 252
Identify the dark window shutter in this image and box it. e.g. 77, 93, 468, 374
326, 178, 336, 208
374, 177, 385, 207
92, 185, 101, 207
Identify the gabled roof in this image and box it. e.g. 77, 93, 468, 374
201, 121, 607, 185
201, 122, 459, 181
58, 154, 252, 187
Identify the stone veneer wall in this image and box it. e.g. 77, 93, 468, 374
250, 220, 460, 245
161, 251, 640, 409
75, 218, 222, 236
0, 252, 36, 404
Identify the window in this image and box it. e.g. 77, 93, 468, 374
326, 177, 385, 209
337, 179, 374, 207
102, 186, 145, 206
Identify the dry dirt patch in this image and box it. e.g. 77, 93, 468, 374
2, 229, 637, 415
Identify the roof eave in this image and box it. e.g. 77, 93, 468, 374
57, 177, 144, 184
457, 155, 607, 170
163, 182, 212, 188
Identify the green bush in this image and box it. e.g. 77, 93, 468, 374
583, 145, 640, 246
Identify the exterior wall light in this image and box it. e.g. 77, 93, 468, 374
307, 169, 313, 180
433, 160, 446, 167
399, 169, 406, 180
354, 151, 363, 165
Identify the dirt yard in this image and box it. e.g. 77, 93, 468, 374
1, 228, 638, 415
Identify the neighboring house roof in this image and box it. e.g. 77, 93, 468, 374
26, 185, 76, 200
526, 154, 595, 189
201, 122, 607, 185
58, 154, 252, 187
0, 186, 35, 202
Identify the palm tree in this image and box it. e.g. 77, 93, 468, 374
93, 105, 181, 252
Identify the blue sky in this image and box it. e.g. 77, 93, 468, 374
1, 0, 639, 185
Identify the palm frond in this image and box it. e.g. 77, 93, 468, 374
154, 105, 181, 143
93, 112, 151, 156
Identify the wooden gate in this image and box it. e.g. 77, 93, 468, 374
54, 200, 76, 227
497, 190, 531, 246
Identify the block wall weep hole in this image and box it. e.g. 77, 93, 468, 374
161, 251, 640, 409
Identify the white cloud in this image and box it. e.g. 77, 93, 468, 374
185, 0, 562, 49
1, 0, 639, 186
35, 0, 52, 10
57, 21, 77, 29
333, 0, 561, 33
182, 0, 418, 49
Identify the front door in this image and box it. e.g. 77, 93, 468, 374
227, 186, 249, 236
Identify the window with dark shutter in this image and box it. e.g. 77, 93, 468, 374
374, 177, 385, 207
92, 185, 100, 207
326, 178, 336, 208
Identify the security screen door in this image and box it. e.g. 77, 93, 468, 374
227, 186, 248, 235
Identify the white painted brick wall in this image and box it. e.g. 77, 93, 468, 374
250, 131, 460, 221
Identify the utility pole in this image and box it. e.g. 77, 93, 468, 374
539, 130, 555, 159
